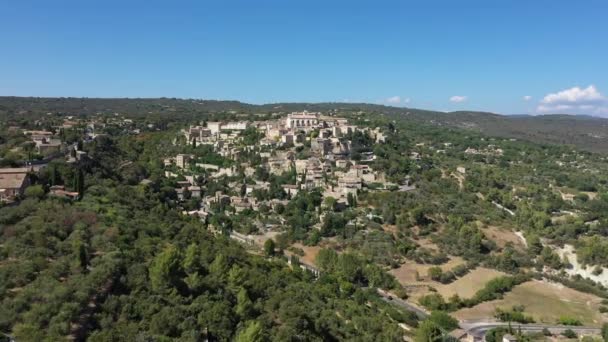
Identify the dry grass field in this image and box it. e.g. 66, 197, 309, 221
291, 243, 322, 265
453, 280, 607, 326
482, 225, 526, 250
390, 257, 466, 284
434, 267, 506, 299
390, 256, 508, 304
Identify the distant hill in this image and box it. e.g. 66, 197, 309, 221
400, 111, 608, 154
2, 96, 608, 153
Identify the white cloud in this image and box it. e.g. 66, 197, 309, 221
523, 95, 532, 101
536, 85, 608, 116
386, 96, 402, 104
449, 95, 467, 103
541, 85, 603, 104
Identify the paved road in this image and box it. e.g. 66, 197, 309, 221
373, 292, 602, 339
376, 288, 429, 319
460, 321, 601, 338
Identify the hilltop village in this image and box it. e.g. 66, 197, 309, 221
163, 112, 393, 230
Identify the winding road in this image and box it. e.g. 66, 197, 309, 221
460, 321, 601, 338
376, 288, 429, 319
376, 289, 602, 338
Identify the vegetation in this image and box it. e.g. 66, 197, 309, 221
5, 98, 608, 340
418, 274, 530, 312
0, 134, 411, 341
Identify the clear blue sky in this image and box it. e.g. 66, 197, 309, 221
1, 0, 607, 115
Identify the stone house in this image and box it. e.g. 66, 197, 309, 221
0, 167, 31, 202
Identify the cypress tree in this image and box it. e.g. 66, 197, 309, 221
73, 168, 85, 196
50, 166, 57, 186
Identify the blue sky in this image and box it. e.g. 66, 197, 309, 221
1, 0, 607, 115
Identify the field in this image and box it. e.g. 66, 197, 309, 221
482, 225, 526, 250
390, 256, 508, 303
390, 257, 466, 284
435, 268, 506, 299
290, 243, 322, 265
250, 231, 280, 245
453, 280, 607, 326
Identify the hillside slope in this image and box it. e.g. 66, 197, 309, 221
2, 96, 608, 153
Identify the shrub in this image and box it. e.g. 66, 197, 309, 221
427, 266, 443, 281
428, 311, 459, 331
419, 293, 448, 311
562, 329, 577, 338
494, 307, 534, 324
558, 316, 582, 326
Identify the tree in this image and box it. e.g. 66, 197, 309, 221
78, 243, 89, 271
264, 239, 275, 257
336, 253, 363, 283
415, 320, 443, 342
419, 293, 447, 311
347, 192, 357, 207
236, 287, 254, 319
149, 245, 182, 292
316, 248, 338, 272
527, 234, 543, 255
49, 165, 59, 186
558, 316, 582, 326
427, 266, 443, 281
562, 329, 577, 339
183, 243, 200, 274
73, 168, 85, 196
235, 321, 264, 342
323, 196, 337, 212
24, 185, 45, 199
428, 311, 458, 331
290, 255, 300, 268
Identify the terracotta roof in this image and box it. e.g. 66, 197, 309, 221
0, 172, 28, 189
0, 167, 31, 174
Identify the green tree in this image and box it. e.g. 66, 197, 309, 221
236, 287, 254, 319
527, 234, 543, 255
427, 266, 443, 281
78, 243, 89, 271
601, 322, 608, 341
323, 196, 337, 212
235, 320, 264, 342
415, 320, 443, 342
24, 185, 45, 199
183, 243, 200, 274
428, 311, 458, 331
316, 248, 338, 272
264, 239, 275, 257
73, 168, 85, 195
562, 329, 577, 339
49, 165, 59, 186
149, 245, 182, 292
